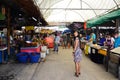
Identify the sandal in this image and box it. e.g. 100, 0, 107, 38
75, 73, 79, 77
75, 72, 81, 75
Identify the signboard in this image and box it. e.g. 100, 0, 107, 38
92, 49, 95, 54
25, 26, 34, 31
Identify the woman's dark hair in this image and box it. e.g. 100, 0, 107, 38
114, 31, 119, 35
55, 33, 57, 36
93, 41, 96, 44
73, 31, 79, 36
74, 31, 80, 41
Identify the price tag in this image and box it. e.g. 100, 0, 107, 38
92, 49, 95, 54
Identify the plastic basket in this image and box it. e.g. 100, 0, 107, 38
16, 52, 28, 63
30, 53, 40, 63
0, 50, 8, 63
10, 47, 15, 55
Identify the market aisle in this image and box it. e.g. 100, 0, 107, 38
31, 47, 117, 80
0, 47, 117, 80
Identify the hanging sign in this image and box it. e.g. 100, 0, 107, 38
25, 26, 34, 31
84, 22, 87, 30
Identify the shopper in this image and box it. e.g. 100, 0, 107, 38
114, 32, 120, 48
62, 34, 67, 49
73, 31, 82, 77
66, 33, 71, 48
54, 33, 60, 53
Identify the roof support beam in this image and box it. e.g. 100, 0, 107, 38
80, 0, 82, 9
39, 8, 111, 10
113, 0, 119, 8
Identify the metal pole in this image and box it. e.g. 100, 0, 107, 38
96, 26, 99, 43
7, 8, 10, 56
116, 19, 120, 33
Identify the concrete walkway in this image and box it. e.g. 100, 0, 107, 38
0, 47, 117, 80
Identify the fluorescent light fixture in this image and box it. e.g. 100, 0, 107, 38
32, 17, 37, 21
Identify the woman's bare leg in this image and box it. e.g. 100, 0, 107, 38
75, 63, 77, 74
75, 63, 79, 75
78, 62, 80, 74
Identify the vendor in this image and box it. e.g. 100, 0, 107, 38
32, 36, 38, 42
104, 34, 114, 49
89, 32, 96, 43
114, 32, 120, 48
80, 34, 84, 40
99, 34, 106, 46
86, 34, 90, 41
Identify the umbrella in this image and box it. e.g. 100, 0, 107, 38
63, 29, 72, 34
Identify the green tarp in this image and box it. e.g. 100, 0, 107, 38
87, 9, 120, 28
0, 12, 5, 20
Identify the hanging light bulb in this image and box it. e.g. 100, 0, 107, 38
2, 6, 5, 15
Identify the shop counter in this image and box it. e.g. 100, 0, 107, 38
98, 49, 107, 56
110, 47, 120, 65
21, 45, 41, 53
84, 43, 108, 64
90, 45, 104, 64
109, 47, 120, 78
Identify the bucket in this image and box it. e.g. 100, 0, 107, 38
0, 50, 8, 63
41, 52, 46, 58
46, 49, 49, 55
0, 51, 2, 63
10, 47, 15, 55
30, 53, 40, 63
16, 52, 28, 63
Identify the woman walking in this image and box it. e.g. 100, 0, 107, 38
73, 31, 82, 77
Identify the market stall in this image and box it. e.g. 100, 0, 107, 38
40, 29, 54, 48
84, 41, 109, 64
90, 44, 104, 64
